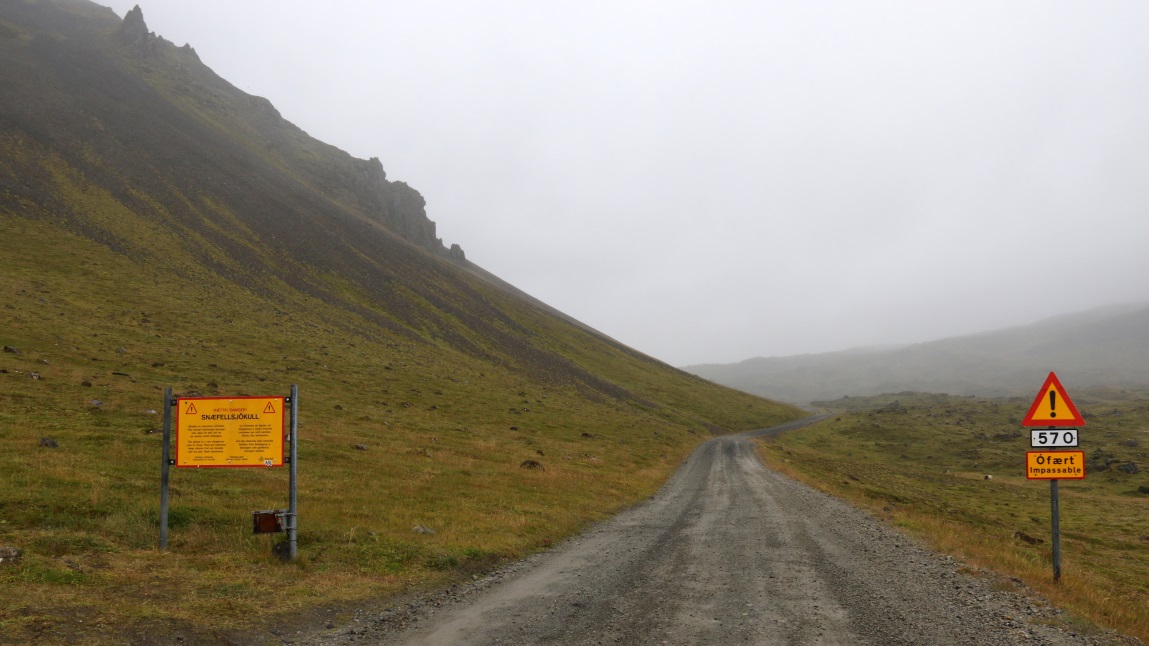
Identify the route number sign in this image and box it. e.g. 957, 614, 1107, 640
1030, 428, 1078, 448
175, 396, 285, 467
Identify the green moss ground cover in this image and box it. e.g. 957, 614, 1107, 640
0, 212, 802, 643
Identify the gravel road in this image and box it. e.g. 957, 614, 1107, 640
302, 418, 1125, 645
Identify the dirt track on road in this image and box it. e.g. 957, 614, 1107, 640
305, 419, 1111, 645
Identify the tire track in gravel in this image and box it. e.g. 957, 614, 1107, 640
308, 416, 1116, 646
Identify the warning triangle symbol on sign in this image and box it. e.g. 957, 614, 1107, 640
1022, 371, 1085, 427
185, 402, 198, 415
264, 401, 277, 414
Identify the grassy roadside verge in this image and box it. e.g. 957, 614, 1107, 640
0, 214, 804, 644
757, 391, 1149, 644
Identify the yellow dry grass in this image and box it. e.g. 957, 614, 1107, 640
759, 393, 1149, 643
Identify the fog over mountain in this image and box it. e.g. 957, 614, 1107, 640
90, 0, 1149, 366
686, 303, 1149, 404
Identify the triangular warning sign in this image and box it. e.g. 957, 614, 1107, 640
1022, 372, 1085, 427
264, 401, 277, 414
185, 402, 198, 415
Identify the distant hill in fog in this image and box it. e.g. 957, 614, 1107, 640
684, 303, 1149, 403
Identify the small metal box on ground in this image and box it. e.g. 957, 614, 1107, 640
252, 509, 287, 534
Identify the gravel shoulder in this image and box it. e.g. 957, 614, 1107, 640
299, 420, 1130, 646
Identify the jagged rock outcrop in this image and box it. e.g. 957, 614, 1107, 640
111, 6, 458, 258
117, 5, 199, 61
116, 5, 159, 56
448, 243, 466, 262
341, 156, 446, 252
384, 180, 437, 249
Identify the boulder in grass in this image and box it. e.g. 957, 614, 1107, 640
0, 546, 22, 565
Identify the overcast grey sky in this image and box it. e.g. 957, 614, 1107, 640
103, 1, 1149, 366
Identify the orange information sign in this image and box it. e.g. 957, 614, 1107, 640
175, 396, 285, 467
1026, 451, 1085, 480
1021, 372, 1085, 427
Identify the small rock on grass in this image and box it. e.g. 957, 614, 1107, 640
0, 546, 22, 565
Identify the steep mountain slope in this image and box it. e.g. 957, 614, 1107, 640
687, 303, 1149, 403
0, 2, 802, 640
0, 0, 710, 400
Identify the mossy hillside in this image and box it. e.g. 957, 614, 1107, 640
0, 4, 803, 640
0, 200, 801, 642
760, 391, 1149, 643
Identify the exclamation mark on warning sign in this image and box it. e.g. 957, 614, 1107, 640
185, 402, 198, 415
264, 402, 277, 414
1049, 390, 1057, 418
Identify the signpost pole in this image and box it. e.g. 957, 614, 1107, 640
288, 384, 299, 561
1051, 478, 1061, 583
1023, 372, 1084, 584
160, 387, 172, 550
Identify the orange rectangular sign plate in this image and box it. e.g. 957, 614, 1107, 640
1026, 450, 1085, 480
175, 396, 285, 468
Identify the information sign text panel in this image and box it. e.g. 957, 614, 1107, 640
176, 396, 285, 467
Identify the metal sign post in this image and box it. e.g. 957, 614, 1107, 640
1051, 478, 1061, 582
1026, 447, 1084, 583
1023, 372, 1086, 584
288, 384, 299, 561
160, 387, 173, 550
159, 385, 298, 561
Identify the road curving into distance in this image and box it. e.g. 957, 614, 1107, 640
309, 416, 1106, 645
